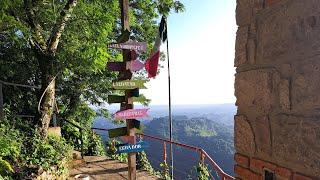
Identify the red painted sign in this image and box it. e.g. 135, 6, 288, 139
114, 108, 149, 120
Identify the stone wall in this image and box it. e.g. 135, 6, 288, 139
234, 0, 320, 179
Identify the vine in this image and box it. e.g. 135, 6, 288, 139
196, 162, 210, 180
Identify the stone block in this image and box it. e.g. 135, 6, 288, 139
235, 165, 262, 180
293, 173, 313, 180
254, 116, 272, 156
276, 166, 292, 179
235, 115, 256, 155
257, 1, 320, 64
271, 114, 320, 177
265, 0, 282, 7
292, 60, 320, 114
235, 69, 277, 115
235, 153, 249, 168
236, 0, 254, 26
279, 79, 290, 111
250, 158, 277, 173
235, 26, 248, 67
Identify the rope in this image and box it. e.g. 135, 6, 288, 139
0, 80, 41, 89
37, 74, 58, 113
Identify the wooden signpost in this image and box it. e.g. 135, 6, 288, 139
112, 80, 146, 90
116, 141, 148, 154
106, 1, 150, 179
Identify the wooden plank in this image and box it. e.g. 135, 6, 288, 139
108, 95, 125, 104
108, 127, 127, 138
112, 80, 146, 90
106, 62, 126, 71
108, 41, 147, 52
114, 108, 149, 120
116, 141, 148, 154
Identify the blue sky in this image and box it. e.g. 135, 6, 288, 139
142, 0, 237, 105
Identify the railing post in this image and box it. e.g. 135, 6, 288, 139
199, 150, 205, 164
163, 142, 167, 163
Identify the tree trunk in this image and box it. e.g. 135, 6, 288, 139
37, 55, 55, 138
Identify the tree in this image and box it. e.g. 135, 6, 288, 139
0, 0, 184, 138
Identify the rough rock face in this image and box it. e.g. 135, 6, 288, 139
234, 0, 320, 179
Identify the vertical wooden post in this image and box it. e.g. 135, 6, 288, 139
199, 150, 205, 164
119, 0, 136, 179
163, 142, 167, 163
0, 83, 3, 120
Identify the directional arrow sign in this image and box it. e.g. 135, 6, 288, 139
108, 41, 147, 52
114, 109, 149, 120
128, 60, 145, 72
106, 62, 125, 71
108, 127, 127, 138
108, 95, 125, 104
116, 141, 149, 154
112, 80, 147, 90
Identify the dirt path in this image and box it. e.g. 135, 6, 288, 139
69, 156, 158, 180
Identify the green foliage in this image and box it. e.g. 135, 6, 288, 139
0, 111, 73, 178
160, 161, 171, 180
22, 135, 72, 172
106, 139, 128, 162
137, 151, 154, 172
196, 162, 210, 180
0, 157, 13, 177
61, 103, 106, 156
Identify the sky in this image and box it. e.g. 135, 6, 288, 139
142, 0, 237, 105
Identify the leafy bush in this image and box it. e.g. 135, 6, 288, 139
0, 111, 73, 178
106, 139, 127, 162
22, 134, 72, 174
196, 162, 210, 180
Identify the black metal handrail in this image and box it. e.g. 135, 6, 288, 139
62, 119, 84, 159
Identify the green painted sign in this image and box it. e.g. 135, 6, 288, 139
112, 80, 147, 90
108, 120, 140, 138
108, 95, 125, 104
108, 127, 127, 138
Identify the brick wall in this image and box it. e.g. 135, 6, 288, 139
234, 0, 320, 179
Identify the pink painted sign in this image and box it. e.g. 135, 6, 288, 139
108, 41, 147, 52
129, 60, 145, 72
114, 108, 149, 120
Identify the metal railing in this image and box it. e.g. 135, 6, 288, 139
62, 119, 84, 158
91, 127, 234, 180
138, 133, 234, 180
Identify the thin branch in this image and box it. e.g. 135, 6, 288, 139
47, 0, 78, 54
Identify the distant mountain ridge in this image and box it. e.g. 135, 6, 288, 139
144, 115, 234, 178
